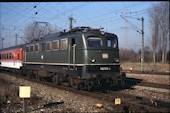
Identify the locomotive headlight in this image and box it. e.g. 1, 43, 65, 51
114, 58, 119, 62
91, 58, 96, 63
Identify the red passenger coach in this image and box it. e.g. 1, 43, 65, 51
0, 48, 23, 69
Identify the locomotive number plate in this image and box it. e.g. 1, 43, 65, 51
100, 67, 111, 71
102, 53, 108, 59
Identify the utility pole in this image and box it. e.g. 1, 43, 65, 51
120, 15, 145, 73
16, 34, 18, 46
69, 16, 73, 31
0, 38, 4, 49
141, 17, 144, 73
69, 15, 75, 31
121, 12, 128, 48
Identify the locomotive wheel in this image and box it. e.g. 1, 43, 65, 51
35, 74, 40, 80
52, 75, 60, 85
26, 70, 31, 78
70, 78, 81, 90
86, 82, 93, 91
87, 84, 92, 91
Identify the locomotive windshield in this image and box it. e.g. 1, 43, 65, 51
87, 37, 103, 47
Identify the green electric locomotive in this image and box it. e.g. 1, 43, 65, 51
0, 26, 126, 90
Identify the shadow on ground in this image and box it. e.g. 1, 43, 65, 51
92, 77, 143, 92
32, 101, 64, 112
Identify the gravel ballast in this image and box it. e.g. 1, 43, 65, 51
0, 73, 107, 112
0, 72, 169, 112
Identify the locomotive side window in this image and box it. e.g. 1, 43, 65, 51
52, 40, 59, 50
41, 43, 45, 51
35, 44, 39, 52
60, 38, 68, 50
46, 42, 51, 51
30, 45, 34, 52
26, 46, 29, 52
87, 38, 102, 47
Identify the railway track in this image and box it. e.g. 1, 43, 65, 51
125, 77, 170, 90
1, 71, 169, 112
123, 70, 170, 75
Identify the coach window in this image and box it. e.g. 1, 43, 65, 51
18, 53, 20, 60
30, 45, 34, 52
7, 53, 9, 59
46, 42, 51, 51
9, 53, 12, 59
3, 54, 5, 59
60, 38, 68, 50
11, 53, 13, 59
52, 40, 59, 50
35, 44, 39, 52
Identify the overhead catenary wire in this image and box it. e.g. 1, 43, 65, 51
1, 3, 153, 34
120, 15, 142, 33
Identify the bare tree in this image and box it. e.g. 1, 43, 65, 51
158, 2, 169, 63
24, 21, 58, 42
148, 2, 169, 63
148, 3, 159, 63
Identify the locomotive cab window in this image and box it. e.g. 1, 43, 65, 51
87, 37, 102, 48
107, 38, 117, 48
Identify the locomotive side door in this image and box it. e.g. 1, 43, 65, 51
69, 38, 76, 67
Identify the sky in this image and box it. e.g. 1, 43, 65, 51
0, 1, 161, 51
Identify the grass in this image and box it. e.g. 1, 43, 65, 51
121, 62, 170, 73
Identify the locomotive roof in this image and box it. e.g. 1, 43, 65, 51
0, 26, 117, 52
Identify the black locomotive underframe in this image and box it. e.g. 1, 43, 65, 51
21, 64, 125, 86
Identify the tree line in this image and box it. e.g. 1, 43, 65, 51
119, 48, 170, 63
149, 2, 169, 63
